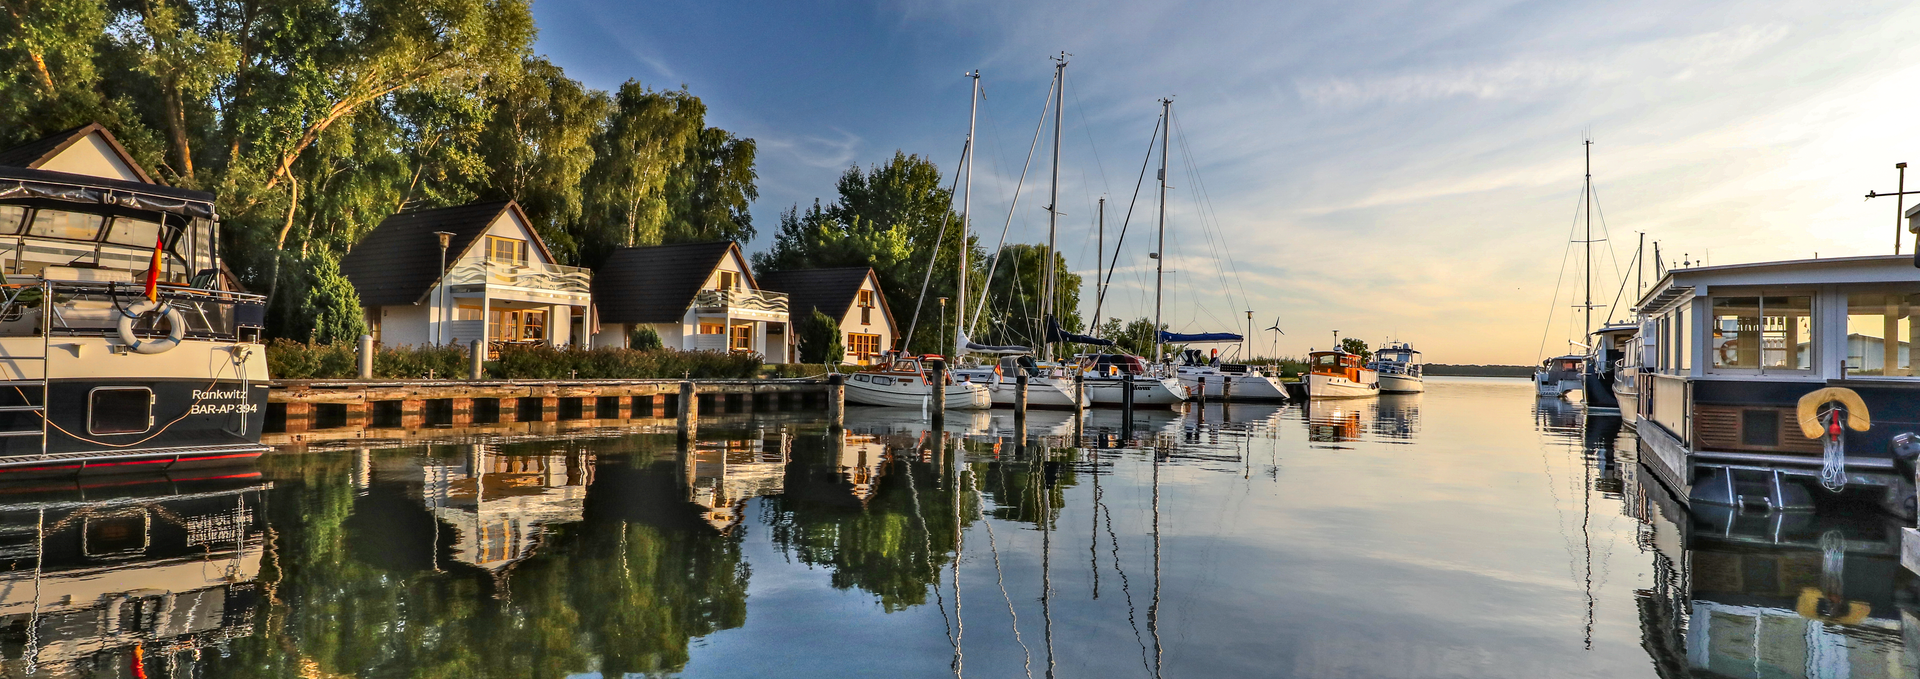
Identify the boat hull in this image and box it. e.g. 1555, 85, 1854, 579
1377, 374, 1424, 393
1084, 377, 1187, 406
1307, 372, 1378, 399
1534, 372, 1580, 397
950, 371, 1081, 408
844, 377, 991, 410
1176, 371, 1289, 401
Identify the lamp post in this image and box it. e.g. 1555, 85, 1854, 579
435, 231, 454, 347
1245, 310, 1254, 361
937, 297, 949, 358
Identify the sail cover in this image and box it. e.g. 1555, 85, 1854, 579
957, 331, 1029, 356
1045, 317, 1115, 346
1159, 330, 1243, 343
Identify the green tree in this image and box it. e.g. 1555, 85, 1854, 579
663, 125, 757, 245
973, 243, 1082, 348
477, 56, 608, 262
628, 325, 663, 350
1095, 317, 1162, 358
1341, 337, 1371, 362
578, 82, 702, 265
298, 248, 368, 344
797, 308, 841, 364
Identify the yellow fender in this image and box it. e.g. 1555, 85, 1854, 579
1797, 387, 1871, 439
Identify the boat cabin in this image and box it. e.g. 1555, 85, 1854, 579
1632, 254, 1920, 515
1307, 349, 1366, 381
1370, 342, 1422, 377
1077, 353, 1150, 377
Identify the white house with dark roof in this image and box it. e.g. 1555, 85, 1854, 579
756, 267, 898, 365
591, 241, 791, 362
341, 200, 592, 351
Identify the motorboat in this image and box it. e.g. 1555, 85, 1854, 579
1304, 349, 1378, 399
950, 355, 1079, 409
1534, 355, 1584, 397
1583, 323, 1636, 412
1367, 341, 1424, 393
1074, 353, 1188, 407
1172, 350, 1288, 401
842, 355, 990, 410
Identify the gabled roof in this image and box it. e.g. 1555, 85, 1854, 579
0, 123, 153, 184
341, 200, 553, 307
757, 267, 896, 330
594, 241, 745, 324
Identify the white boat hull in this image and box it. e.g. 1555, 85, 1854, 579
1377, 374, 1424, 394
1533, 372, 1581, 397
950, 371, 1081, 408
1084, 376, 1188, 406
844, 375, 991, 410
1175, 370, 1289, 400
1307, 371, 1379, 399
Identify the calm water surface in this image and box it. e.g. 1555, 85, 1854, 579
2, 377, 1913, 677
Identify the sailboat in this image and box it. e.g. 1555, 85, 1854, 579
845, 72, 991, 411
1534, 137, 1607, 401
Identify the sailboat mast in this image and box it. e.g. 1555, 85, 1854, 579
958, 71, 979, 358
1153, 98, 1171, 363
1583, 137, 1593, 340
1044, 54, 1067, 361
1094, 197, 1104, 334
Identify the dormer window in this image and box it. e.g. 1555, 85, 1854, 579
487, 236, 527, 266
858, 289, 874, 325
717, 271, 739, 291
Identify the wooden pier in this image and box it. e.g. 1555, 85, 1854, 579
264, 378, 842, 447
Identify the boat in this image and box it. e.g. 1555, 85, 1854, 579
1583, 323, 1636, 412
0, 124, 270, 476
1304, 348, 1378, 399
1173, 360, 1289, 401
1535, 355, 1584, 397
842, 355, 990, 410
1076, 353, 1189, 407
1632, 253, 1920, 518
950, 355, 1079, 408
1368, 341, 1424, 393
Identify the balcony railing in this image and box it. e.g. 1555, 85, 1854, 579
445, 259, 591, 294
693, 289, 789, 315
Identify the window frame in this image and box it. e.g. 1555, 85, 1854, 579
88, 386, 154, 436
848, 332, 881, 358
1842, 288, 1920, 379
485, 236, 528, 267
1704, 290, 1817, 376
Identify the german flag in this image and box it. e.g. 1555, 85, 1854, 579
143, 232, 162, 302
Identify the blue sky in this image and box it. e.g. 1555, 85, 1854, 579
533, 0, 1920, 364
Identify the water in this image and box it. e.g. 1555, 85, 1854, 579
1, 377, 1914, 677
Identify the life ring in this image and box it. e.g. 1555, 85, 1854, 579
1797, 387, 1870, 439
118, 300, 184, 354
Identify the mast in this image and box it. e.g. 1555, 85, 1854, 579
958, 71, 979, 358
1094, 197, 1104, 336
1153, 98, 1171, 364
1043, 54, 1067, 361
1583, 137, 1593, 341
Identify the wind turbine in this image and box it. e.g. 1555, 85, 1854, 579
1265, 317, 1284, 361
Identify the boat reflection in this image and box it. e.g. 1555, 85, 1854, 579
1373, 394, 1421, 440
0, 473, 267, 677
1533, 395, 1583, 436
1307, 399, 1364, 443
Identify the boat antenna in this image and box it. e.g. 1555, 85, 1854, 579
1152, 97, 1172, 364
1864, 162, 1915, 257
1043, 52, 1068, 361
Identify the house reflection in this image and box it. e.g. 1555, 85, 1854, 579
683, 429, 792, 532
409, 445, 594, 577
0, 475, 267, 678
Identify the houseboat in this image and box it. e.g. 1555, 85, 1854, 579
1368, 341, 1425, 393
1304, 349, 1378, 399
0, 124, 268, 475
1631, 254, 1920, 518
1534, 355, 1584, 397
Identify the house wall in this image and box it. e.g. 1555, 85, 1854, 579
837, 273, 894, 365
376, 305, 431, 347
39, 134, 143, 182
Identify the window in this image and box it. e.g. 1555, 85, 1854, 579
488, 308, 547, 341
0, 205, 26, 235
486, 236, 527, 266
716, 271, 739, 291
730, 325, 753, 351
456, 305, 483, 321
89, 387, 153, 435
1846, 292, 1920, 376
698, 322, 725, 335
858, 290, 874, 325
848, 333, 881, 358
1711, 295, 1812, 372
103, 217, 162, 248
27, 210, 104, 242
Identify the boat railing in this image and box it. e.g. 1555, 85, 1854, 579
0, 280, 265, 341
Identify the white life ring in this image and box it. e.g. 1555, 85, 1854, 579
118, 300, 185, 354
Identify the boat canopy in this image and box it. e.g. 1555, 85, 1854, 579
1159, 330, 1243, 343
957, 331, 1028, 356
1045, 317, 1114, 346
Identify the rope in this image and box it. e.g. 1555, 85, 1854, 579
1820, 407, 1847, 491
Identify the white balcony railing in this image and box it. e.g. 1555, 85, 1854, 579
693, 288, 789, 315
446, 258, 591, 294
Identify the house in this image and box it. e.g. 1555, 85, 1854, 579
591, 241, 791, 361
341, 200, 592, 350
756, 267, 898, 365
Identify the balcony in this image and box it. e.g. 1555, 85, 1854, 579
444, 258, 592, 304
693, 289, 789, 321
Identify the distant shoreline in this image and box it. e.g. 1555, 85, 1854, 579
1424, 364, 1534, 378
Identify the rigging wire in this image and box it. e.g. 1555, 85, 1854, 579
1170, 110, 1253, 326
971, 73, 1057, 336
1092, 117, 1162, 334
1533, 180, 1588, 362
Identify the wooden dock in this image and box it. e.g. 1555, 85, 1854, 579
265, 378, 843, 446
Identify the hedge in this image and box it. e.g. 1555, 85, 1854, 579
266, 340, 769, 380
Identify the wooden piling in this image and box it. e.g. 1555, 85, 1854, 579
469, 340, 484, 379
827, 374, 845, 429
678, 381, 697, 439
1014, 372, 1029, 416
928, 363, 946, 422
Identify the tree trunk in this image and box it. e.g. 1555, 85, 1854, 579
163, 74, 193, 181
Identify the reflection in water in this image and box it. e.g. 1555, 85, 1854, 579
5, 379, 1915, 677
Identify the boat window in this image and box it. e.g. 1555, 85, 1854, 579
1759, 296, 1809, 371
852, 373, 870, 382
0, 205, 25, 235
89, 387, 153, 435
1676, 308, 1691, 373
1312, 354, 1338, 368
1846, 292, 1920, 377
103, 216, 163, 248
1710, 297, 1761, 369
27, 209, 105, 242
872, 376, 894, 386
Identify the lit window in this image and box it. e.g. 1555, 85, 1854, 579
716, 271, 739, 291
698, 322, 725, 335
1846, 292, 1920, 376
848, 333, 881, 358
487, 236, 527, 266
730, 325, 753, 351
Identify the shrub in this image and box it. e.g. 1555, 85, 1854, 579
265, 339, 356, 379
629, 325, 664, 350
797, 309, 841, 364
267, 341, 767, 380
374, 344, 468, 379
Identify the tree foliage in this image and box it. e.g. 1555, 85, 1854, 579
797, 308, 841, 364
1341, 337, 1371, 362
973, 243, 1082, 348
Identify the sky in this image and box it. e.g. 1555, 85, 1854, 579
531, 0, 1920, 365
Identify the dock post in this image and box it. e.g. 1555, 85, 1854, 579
826, 374, 845, 430
469, 340, 484, 379
1014, 372, 1028, 416
1197, 376, 1208, 406
1122, 372, 1136, 410
357, 335, 374, 379
1122, 372, 1136, 441
928, 363, 946, 422
1223, 375, 1232, 401
678, 381, 697, 440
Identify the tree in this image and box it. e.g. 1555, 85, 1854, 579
796, 308, 842, 364
973, 243, 1082, 348
1342, 337, 1372, 362
663, 126, 757, 245
299, 249, 369, 344
628, 325, 662, 350
477, 57, 609, 263
577, 82, 702, 266
1095, 317, 1162, 358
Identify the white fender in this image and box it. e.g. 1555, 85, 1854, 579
118, 300, 185, 354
